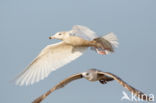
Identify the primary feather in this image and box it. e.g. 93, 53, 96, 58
15, 25, 119, 86
71, 25, 97, 40
15, 42, 87, 86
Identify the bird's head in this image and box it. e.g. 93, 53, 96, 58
49, 32, 70, 40
82, 69, 98, 81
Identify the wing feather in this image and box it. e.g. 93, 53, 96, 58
32, 73, 83, 103
98, 72, 151, 101
71, 25, 97, 40
15, 42, 87, 86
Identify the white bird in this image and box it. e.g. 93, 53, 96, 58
32, 69, 151, 103
15, 25, 119, 86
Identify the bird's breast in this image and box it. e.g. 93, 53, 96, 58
87, 75, 99, 81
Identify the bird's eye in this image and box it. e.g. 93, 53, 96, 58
86, 73, 89, 76
58, 33, 62, 35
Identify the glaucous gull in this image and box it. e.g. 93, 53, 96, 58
15, 25, 119, 86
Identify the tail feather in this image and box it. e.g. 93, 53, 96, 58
103, 32, 119, 48
102, 32, 119, 54
93, 32, 119, 55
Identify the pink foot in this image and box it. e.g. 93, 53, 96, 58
96, 49, 106, 55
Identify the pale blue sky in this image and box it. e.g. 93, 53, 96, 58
0, 0, 156, 103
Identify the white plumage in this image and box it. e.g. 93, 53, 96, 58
16, 42, 86, 86
102, 32, 119, 54
15, 25, 119, 86
72, 25, 97, 40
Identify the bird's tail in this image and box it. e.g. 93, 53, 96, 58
92, 32, 119, 55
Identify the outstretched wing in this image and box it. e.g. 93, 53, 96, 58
32, 73, 83, 103
15, 42, 87, 86
97, 72, 151, 101
71, 25, 97, 40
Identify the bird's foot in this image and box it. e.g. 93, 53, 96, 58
96, 49, 106, 55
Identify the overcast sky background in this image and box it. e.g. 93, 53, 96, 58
1, 0, 156, 103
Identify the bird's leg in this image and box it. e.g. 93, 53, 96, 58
95, 49, 106, 55
88, 41, 107, 55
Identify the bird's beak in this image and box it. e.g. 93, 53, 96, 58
49, 36, 55, 39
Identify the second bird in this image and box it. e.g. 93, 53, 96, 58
15, 25, 119, 86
